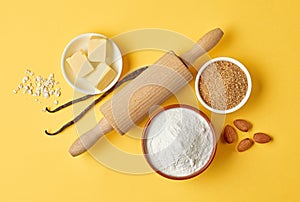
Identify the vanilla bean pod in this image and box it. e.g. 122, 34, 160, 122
45, 94, 93, 113
45, 88, 112, 135
45, 66, 148, 135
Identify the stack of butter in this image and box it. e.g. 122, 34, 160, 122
66, 37, 117, 91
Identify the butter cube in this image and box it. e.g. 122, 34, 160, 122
66, 50, 94, 77
88, 37, 106, 62
85, 63, 117, 90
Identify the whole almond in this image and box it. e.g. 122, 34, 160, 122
253, 133, 272, 143
222, 125, 237, 144
233, 119, 251, 132
237, 138, 254, 152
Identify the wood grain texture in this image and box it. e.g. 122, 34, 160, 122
100, 51, 192, 134
69, 117, 113, 156
180, 28, 224, 70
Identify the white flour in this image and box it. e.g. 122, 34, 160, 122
146, 107, 214, 177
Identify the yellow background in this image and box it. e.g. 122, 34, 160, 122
1, 0, 299, 201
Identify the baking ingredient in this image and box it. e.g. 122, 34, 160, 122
88, 37, 106, 62
253, 133, 271, 143
66, 38, 115, 90
145, 107, 214, 177
222, 125, 237, 144
84, 63, 116, 90
222, 120, 273, 153
237, 138, 254, 152
66, 50, 94, 77
13, 69, 62, 100
199, 60, 248, 110
234, 119, 251, 132
45, 66, 149, 136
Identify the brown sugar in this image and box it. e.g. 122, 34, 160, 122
199, 60, 248, 110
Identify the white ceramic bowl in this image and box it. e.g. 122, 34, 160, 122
61, 33, 123, 95
195, 57, 252, 114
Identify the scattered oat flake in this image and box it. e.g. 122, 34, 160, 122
22, 76, 29, 83
43, 92, 49, 98
54, 100, 58, 105
13, 69, 62, 101
54, 91, 61, 97
25, 69, 34, 76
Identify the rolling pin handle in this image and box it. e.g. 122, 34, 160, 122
180, 28, 224, 69
69, 117, 113, 157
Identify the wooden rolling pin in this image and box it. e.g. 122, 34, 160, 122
69, 28, 224, 157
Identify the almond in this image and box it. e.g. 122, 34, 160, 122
233, 119, 251, 132
237, 138, 254, 152
222, 125, 237, 144
253, 133, 271, 143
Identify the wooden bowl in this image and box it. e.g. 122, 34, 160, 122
142, 104, 217, 180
